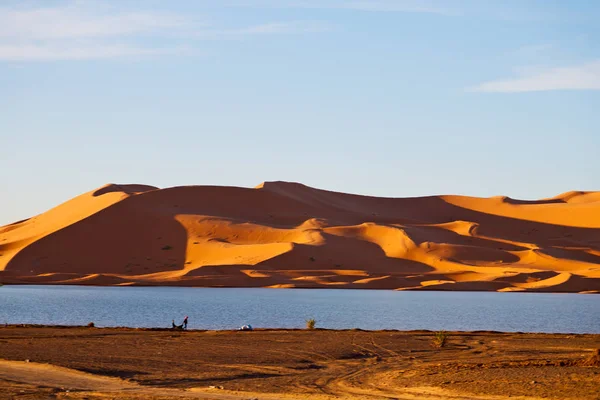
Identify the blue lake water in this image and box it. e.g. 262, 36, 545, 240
0, 285, 598, 333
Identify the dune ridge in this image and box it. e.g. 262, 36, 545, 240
1, 181, 599, 293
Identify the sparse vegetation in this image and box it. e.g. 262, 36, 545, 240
432, 330, 448, 348
581, 349, 600, 366
306, 318, 316, 330
87, 322, 95, 328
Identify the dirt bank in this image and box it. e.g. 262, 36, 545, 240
0, 326, 598, 399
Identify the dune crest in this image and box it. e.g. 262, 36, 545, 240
1, 182, 599, 293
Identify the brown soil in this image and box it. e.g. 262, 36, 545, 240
0, 326, 598, 400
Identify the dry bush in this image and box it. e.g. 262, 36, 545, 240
432, 330, 448, 348
581, 349, 600, 367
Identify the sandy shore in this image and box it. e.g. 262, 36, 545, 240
0, 326, 598, 400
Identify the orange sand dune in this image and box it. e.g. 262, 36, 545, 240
1, 182, 599, 293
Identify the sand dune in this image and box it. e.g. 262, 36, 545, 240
1, 182, 599, 293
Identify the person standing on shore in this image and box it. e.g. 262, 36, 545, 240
183, 316, 188, 329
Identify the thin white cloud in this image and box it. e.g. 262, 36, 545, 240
470, 61, 600, 93
196, 21, 332, 38
236, 20, 331, 34
0, 5, 186, 40
0, 3, 189, 61
226, 0, 456, 15
0, 2, 329, 61
0, 44, 187, 62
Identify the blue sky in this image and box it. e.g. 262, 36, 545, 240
1, 0, 599, 225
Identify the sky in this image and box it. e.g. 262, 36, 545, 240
1, 0, 599, 225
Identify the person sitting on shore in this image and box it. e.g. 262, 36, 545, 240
172, 319, 184, 330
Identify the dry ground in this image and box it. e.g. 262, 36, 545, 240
0, 326, 598, 400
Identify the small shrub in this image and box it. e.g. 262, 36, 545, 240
87, 322, 95, 328
432, 330, 448, 348
306, 318, 316, 330
581, 349, 600, 366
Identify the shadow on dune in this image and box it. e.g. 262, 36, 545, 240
433, 200, 600, 254
2, 182, 599, 291
4, 193, 189, 279
255, 233, 433, 274
92, 183, 158, 197
498, 196, 565, 206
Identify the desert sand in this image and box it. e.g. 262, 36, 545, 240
0, 326, 598, 400
0, 182, 599, 293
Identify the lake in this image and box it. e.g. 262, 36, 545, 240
0, 285, 598, 333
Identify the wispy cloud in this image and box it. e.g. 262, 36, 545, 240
0, 2, 189, 61
0, 44, 188, 62
225, 0, 457, 15
195, 21, 332, 38
470, 61, 600, 93
0, 2, 328, 61
233, 21, 331, 34
0, 5, 186, 40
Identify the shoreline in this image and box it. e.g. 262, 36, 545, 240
0, 325, 598, 399
2, 324, 600, 336
1, 282, 598, 294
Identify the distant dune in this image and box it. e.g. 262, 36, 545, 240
1, 182, 599, 293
